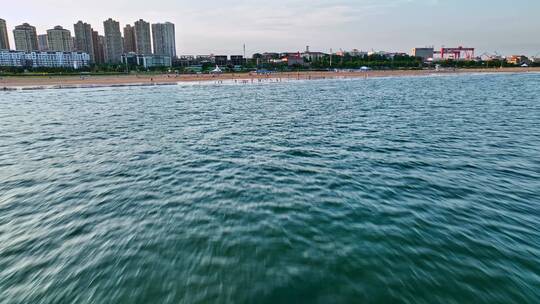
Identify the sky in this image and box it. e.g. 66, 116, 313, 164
2, 0, 540, 56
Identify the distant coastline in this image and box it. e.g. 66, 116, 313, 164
1, 67, 539, 91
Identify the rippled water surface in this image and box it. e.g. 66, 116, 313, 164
1, 74, 539, 304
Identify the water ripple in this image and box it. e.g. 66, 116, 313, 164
0, 73, 539, 304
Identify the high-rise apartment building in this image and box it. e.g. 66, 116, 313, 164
74, 21, 95, 62
13, 23, 38, 51
38, 34, 48, 51
47, 26, 73, 52
103, 18, 123, 63
97, 34, 107, 63
0, 19, 10, 50
123, 24, 136, 53
152, 22, 176, 58
92, 31, 104, 64
134, 19, 151, 54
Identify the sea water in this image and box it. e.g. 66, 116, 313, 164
1, 73, 539, 303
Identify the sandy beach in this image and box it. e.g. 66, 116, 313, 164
1, 67, 539, 90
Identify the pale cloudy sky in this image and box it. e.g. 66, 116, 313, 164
2, 0, 540, 56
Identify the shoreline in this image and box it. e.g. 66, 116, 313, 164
1, 67, 539, 91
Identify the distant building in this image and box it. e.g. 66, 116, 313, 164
121, 52, 138, 66
0, 49, 90, 68
483, 54, 503, 61
97, 34, 107, 64
152, 22, 176, 58
230, 55, 245, 66
134, 19, 152, 54
47, 26, 73, 52
103, 18, 123, 63
196, 55, 212, 61
506, 55, 530, 65
387, 52, 408, 59
412, 47, 434, 60
121, 52, 171, 68
38, 34, 48, 51
13, 23, 38, 51
300, 46, 326, 62
367, 50, 389, 57
0, 19, 10, 50
174, 55, 218, 67
302, 51, 326, 62
73, 21, 95, 62
437, 47, 475, 60
348, 49, 367, 57
282, 53, 304, 66
269, 58, 287, 65
92, 31, 104, 64
252, 52, 283, 65
123, 25, 136, 53
139, 55, 171, 68
214, 55, 227, 66
174, 55, 196, 67
259, 53, 279, 63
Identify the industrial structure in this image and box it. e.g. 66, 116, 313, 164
435, 46, 475, 60
412, 46, 475, 61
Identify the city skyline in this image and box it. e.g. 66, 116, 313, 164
1, 0, 540, 56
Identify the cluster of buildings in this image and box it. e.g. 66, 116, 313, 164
248, 47, 411, 67
253, 47, 328, 67
0, 17, 176, 69
175, 55, 246, 70
1, 17, 538, 71
412, 46, 539, 65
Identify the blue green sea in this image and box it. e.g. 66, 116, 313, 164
1, 73, 539, 303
